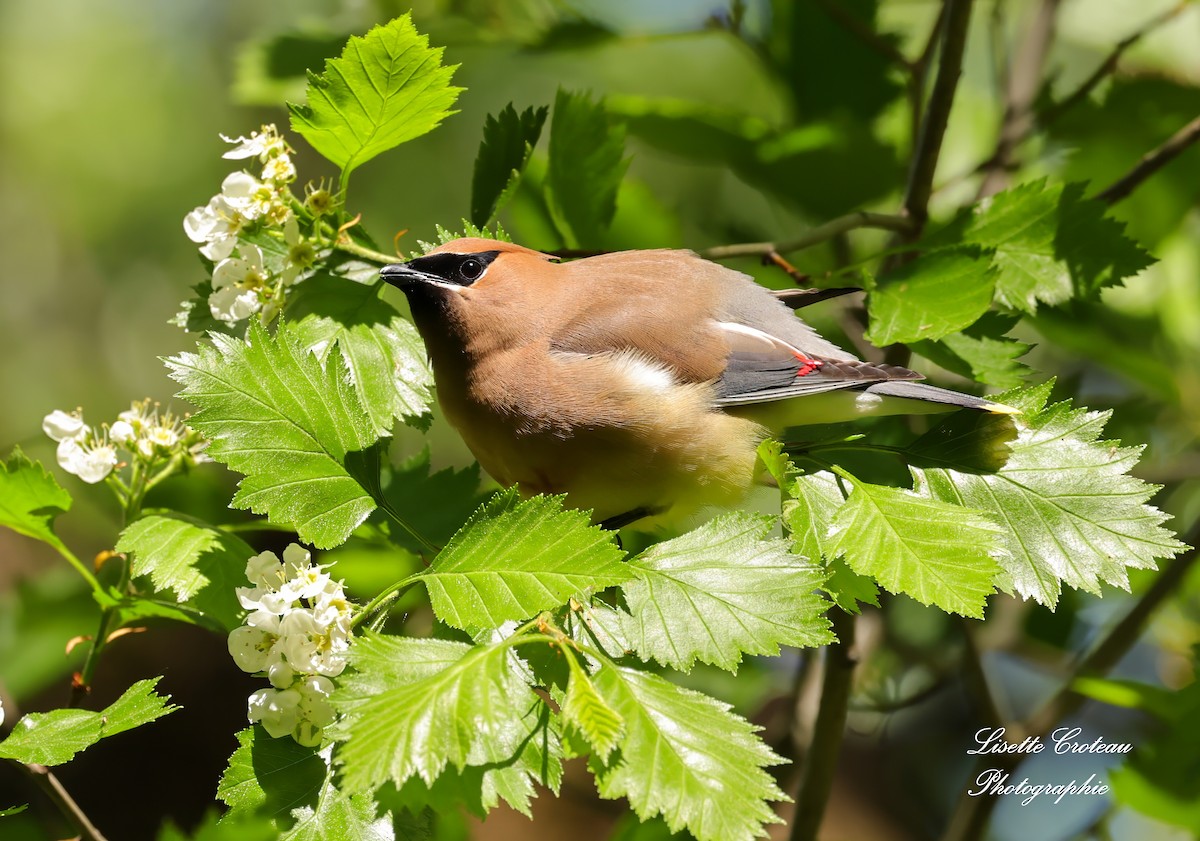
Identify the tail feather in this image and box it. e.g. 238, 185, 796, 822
864, 381, 1019, 414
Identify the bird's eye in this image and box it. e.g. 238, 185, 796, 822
458, 258, 484, 282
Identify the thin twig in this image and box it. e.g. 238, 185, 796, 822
900, 0, 977, 232
937, 3, 1189, 195
814, 0, 913, 70
698, 211, 915, 261
908, 2, 950, 150
1094, 114, 1200, 205
18, 763, 110, 841
956, 618, 1007, 730
1040, 2, 1188, 128
940, 529, 1200, 841
977, 0, 1062, 199
1, 684, 110, 841
789, 610, 858, 841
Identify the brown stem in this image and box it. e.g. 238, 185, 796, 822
17, 763, 110, 841
1094, 114, 1200, 205
957, 618, 1007, 730
908, 3, 949, 150
698, 212, 915, 261
814, 0, 913, 70
1, 685, 109, 841
940, 530, 1200, 841
976, 0, 1062, 199
1040, 3, 1188, 128
788, 609, 858, 841
900, 0, 977, 233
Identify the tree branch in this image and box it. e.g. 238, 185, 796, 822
1, 685, 109, 841
977, 0, 1062, 199
1040, 2, 1188, 128
698, 212, 916, 261
940, 529, 1200, 841
956, 618, 1007, 731
17, 762, 110, 841
1094, 113, 1200, 205
789, 609, 858, 841
900, 0, 977, 233
908, 3, 950, 150
814, 0, 913, 70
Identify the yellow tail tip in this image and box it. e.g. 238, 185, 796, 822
984, 401, 1022, 415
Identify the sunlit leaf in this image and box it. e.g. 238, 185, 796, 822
913, 381, 1188, 606
592, 665, 787, 841
288, 15, 463, 181
829, 469, 1003, 618
166, 321, 382, 549
415, 490, 631, 631
0, 447, 72, 555
619, 512, 832, 672
866, 247, 997, 345
0, 678, 177, 765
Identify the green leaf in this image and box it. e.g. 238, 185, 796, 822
288, 15, 463, 182
0, 678, 177, 765
619, 512, 832, 672
1106, 674, 1200, 833
471, 103, 549, 227
217, 727, 411, 840
283, 758, 397, 841
166, 320, 382, 549
546, 89, 628, 247
591, 665, 787, 841
218, 726, 326, 823
913, 381, 1189, 607
378, 449, 490, 552
232, 31, 351, 107
912, 312, 1031, 390
562, 655, 624, 762
116, 513, 253, 632
0, 447, 72, 554
759, 442, 877, 612
865, 247, 997, 345
929, 179, 1154, 312
415, 490, 631, 631
828, 469, 1003, 618
157, 810, 279, 841
414, 221, 512, 257
333, 634, 561, 815
903, 410, 1019, 475
287, 274, 433, 434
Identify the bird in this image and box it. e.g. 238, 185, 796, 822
381, 238, 1017, 530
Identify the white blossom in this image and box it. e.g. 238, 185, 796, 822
183, 195, 242, 262
229, 542, 355, 745
209, 245, 266, 323
247, 687, 301, 740
43, 410, 85, 442
262, 154, 296, 185
281, 216, 320, 286
109, 420, 136, 444
221, 125, 288, 163
55, 437, 117, 484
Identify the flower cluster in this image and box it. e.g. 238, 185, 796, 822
227, 544, 354, 746
43, 400, 207, 484
182, 125, 332, 325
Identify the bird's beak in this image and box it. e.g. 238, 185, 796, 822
380, 263, 457, 290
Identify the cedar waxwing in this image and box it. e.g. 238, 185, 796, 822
381, 238, 1017, 528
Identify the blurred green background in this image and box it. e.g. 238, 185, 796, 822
1, 1, 1199, 839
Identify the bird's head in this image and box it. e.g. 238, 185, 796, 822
381, 238, 560, 354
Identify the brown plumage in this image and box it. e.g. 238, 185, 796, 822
382, 238, 1015, 527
